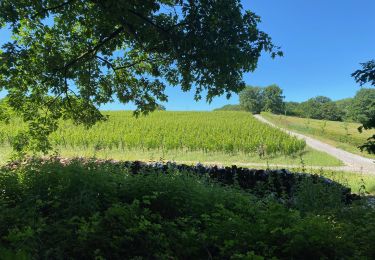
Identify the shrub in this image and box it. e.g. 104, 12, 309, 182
0, 158, 374, 259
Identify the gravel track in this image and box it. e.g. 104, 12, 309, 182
254, 114, 375, 174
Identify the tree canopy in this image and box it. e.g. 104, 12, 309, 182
239, 86, 264, 114
300, 96, 342, 121
352, 60, 375, 153
0, 0, 281, 153
335, 98, 353, 121
284, 101, 303, 117
239, 85, 284, 114
349, 88, 375, 124
262, 84, 285, 114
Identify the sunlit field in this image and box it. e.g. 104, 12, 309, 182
262, 112, 375, 159
0, 111, 342, 166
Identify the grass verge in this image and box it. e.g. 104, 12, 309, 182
286, 167, 375, 195
262, 112, 375, 159
0, 145, 342, 167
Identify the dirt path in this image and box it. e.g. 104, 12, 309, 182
254, 114, 375, 174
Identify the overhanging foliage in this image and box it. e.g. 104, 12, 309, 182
0, 0, 281, 153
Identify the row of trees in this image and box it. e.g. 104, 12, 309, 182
285, 88, 375, 122
226, 85, 343, 121
218, 85, 375, 125
285, 96, 342, 121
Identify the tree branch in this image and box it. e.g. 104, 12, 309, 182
127, 9, 169, 34
61, 26, 125, 72
114, 57, 163, 71
96, 54, 162, 72
96, 56, 116, 71
32, 0, 76, 18
96, 55, 122, 80
43, 0, 76, 12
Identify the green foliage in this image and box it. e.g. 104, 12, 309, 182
284, 98, 351, 121
294, 178, 346, 215
0, 0, 281, 153
0, 98, 10, 124
239, 86, 264, 114
0, 111, 306, 156
239, 85, 285, 114
213, 104, 243, 111
352, 60, 375, 87
349, 88, 375, 127
352, 60, 375, 153
284, 101, 303, 116
335, 98, 353, 121
300, 96, 343, 121
0, 159, 374, 259
262, 84, 285, 114
155, 104, 166, 111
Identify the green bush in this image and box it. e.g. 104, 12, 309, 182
0, 159, 374, 259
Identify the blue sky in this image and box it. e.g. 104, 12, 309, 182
1, 0, 375, 110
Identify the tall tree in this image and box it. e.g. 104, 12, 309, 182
335, 98, 353, 121
351, 60, 375, 153
262, 84, 285, 114
349, 88, 375, 123
0, 0, 281, 153
239, 86, 264, 114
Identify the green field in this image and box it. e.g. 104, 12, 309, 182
2, 111, 306, 155
1, 110, 372, 198
0, 111, 343, 166
286, 167, 375, 195
262, 112, 375, 159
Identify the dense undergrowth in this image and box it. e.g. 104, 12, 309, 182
0, 158, 375, 259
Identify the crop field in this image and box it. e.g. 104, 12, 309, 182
0, 111, 344, 166
1, 111, 306, 156
262, 112, 375, 158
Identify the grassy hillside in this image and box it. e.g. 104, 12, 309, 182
0, 111, 342, 167
262, 112, 375, 158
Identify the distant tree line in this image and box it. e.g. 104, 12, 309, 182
285, 88, 375, 122
285, 96, 342, 121
213, 104, 243, 111
215, 86, 375, 124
